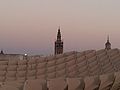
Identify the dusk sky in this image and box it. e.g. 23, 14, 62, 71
0, 0, 120, 55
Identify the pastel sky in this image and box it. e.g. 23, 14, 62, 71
0, 0, 120, 55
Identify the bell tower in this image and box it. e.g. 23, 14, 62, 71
55, 27, 63, 55
105, 36, 111, 50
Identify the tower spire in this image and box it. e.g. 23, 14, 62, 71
57, 27, 61, 41
107, 35, 109, 42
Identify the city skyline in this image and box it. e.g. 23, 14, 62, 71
0, 0, 120, 55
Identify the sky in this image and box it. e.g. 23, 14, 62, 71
0, 0, 120, 55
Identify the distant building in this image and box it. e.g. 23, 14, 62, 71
105, 36, 111, 50
0, 50, 25, 60
54, 27, 63, 55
